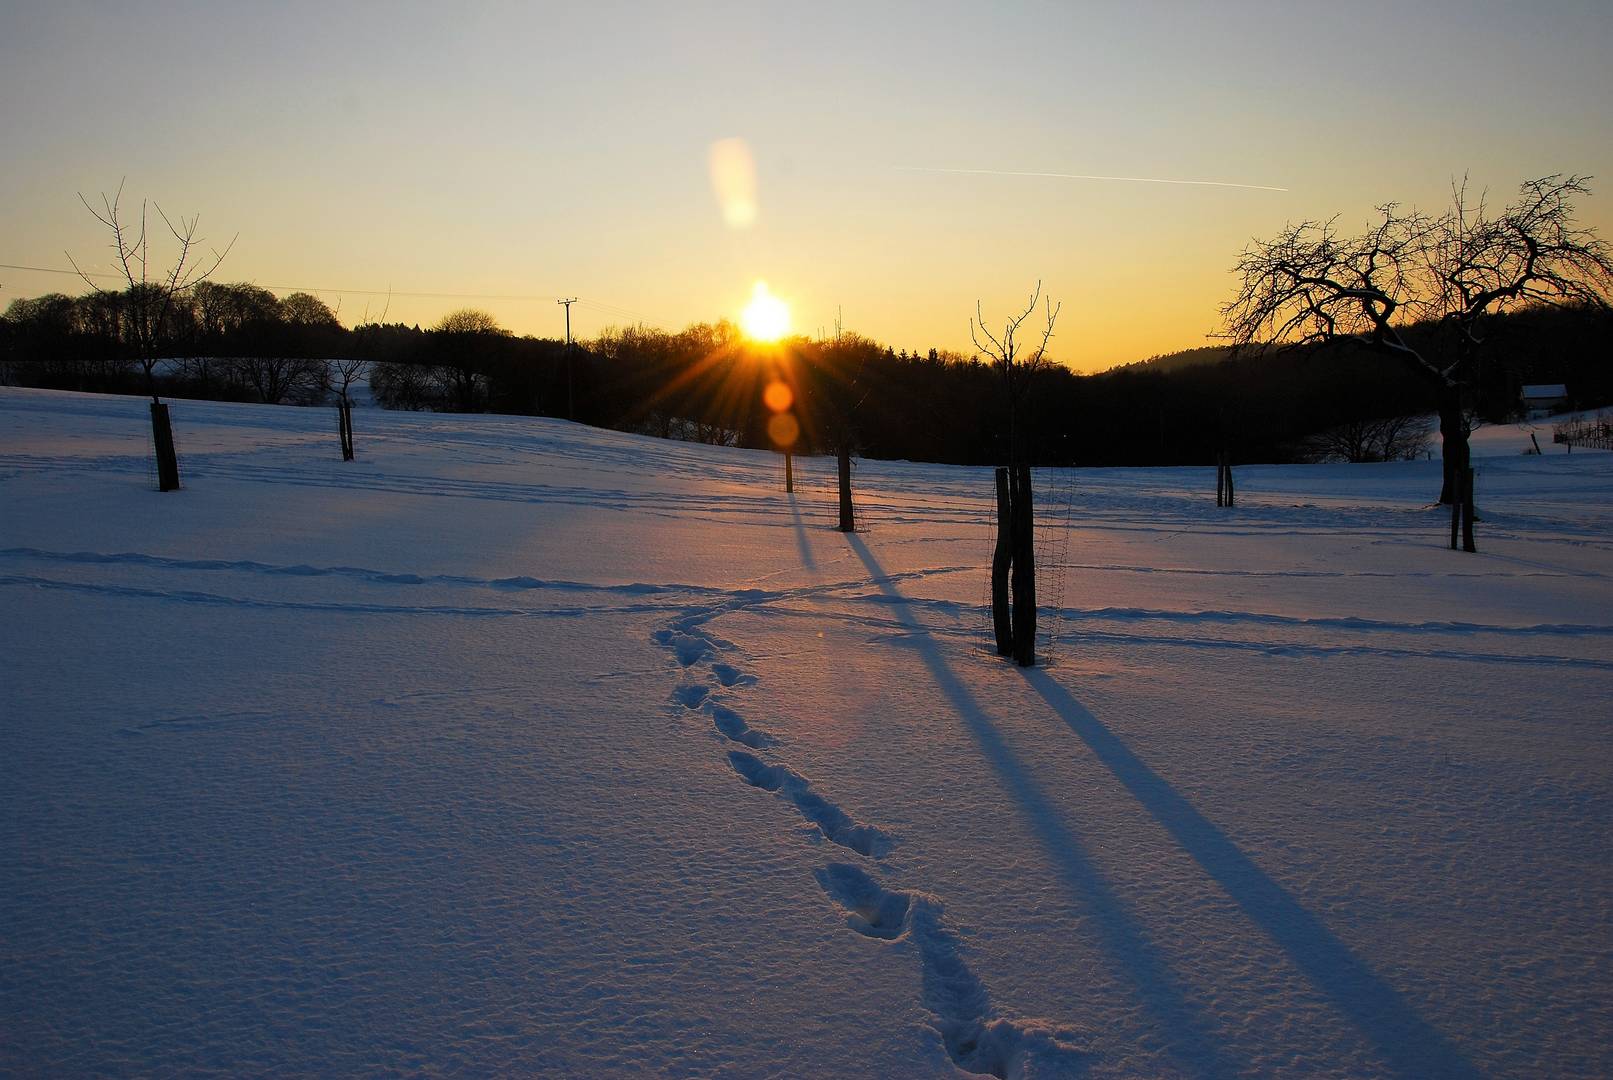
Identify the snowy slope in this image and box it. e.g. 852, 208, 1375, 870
2, 387, 1610, 1078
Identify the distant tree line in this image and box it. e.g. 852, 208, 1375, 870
0, 283, 345, 404
2, 283, 1607, 465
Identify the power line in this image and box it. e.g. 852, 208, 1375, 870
575, 297, 667, 325
1, 262, 99, 277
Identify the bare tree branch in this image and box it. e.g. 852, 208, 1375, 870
66, 182, 235, 401
973, 281, 1061, 464
1220, 173, 1612, 502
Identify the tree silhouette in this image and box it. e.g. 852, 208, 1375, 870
1222, 174, 1613, 503
972, 283, 1060, 665
66, 180, 235, 490
66, 180, 235, 403
431, 308, 508, 411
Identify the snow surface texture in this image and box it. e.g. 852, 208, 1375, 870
2, 387, 1610, 1078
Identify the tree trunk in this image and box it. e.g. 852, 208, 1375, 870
1010, 463, 1036, 668
784, 451, 793, 494
337, 400, 355, 461
836, 442, 854, 532
150, 402, 180, 491
1225, 458, 1235, 507
1216, 452, 1225, 507
1450, 486, 1461, 550
991, 467, 1013, 656
1437, 385, 1468, 505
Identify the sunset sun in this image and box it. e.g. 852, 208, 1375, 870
740, 281, 790, 342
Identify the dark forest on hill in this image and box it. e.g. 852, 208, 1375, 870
3, 284, 1608, 467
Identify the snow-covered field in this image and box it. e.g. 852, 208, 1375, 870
3, 387, 1610, 1078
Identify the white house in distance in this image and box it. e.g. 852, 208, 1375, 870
1522, 383, 1569, 419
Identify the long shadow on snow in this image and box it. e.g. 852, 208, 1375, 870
846, 534, 1235, 1079
788, 493, 818, 572
1023, 672, 1478, 1079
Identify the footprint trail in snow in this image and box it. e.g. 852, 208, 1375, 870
655, 604, 881, 855
816, 863, 1089, 1078
651, 581, 1085, 1077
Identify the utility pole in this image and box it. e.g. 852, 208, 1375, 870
558, 297, 577, 420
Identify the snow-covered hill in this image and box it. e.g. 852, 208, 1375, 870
3, 388, 1610, 1077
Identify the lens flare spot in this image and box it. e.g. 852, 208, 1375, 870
767, 412, 801, 448
708, 137, 758, 228
741, 281, 790, 342
763, 380, 794, 413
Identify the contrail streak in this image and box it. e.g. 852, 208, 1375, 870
895, 166, 1288, 193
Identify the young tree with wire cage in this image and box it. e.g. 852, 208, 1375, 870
66, 180, 235, 491
972, 283, 1061, 666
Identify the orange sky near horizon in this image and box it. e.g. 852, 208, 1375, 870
2, 2, 1609, 373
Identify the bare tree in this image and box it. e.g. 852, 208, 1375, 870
325, 291, 384, 458
326, 357, 369, 405
369, 360, 436, 411
971, 282, 1061, 468
67, 180, 235, 402
1302, 414, 1433, 463
1222, 174, 1613, 505
972, 283, 1060, 667
234, 354, 326, 404
66, 181, 234, 491
232, 291, 337, 404
325, 357, 368, 460
279, 291, 340, 328
431, 308, 505, 412
816, 310, 872, 532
